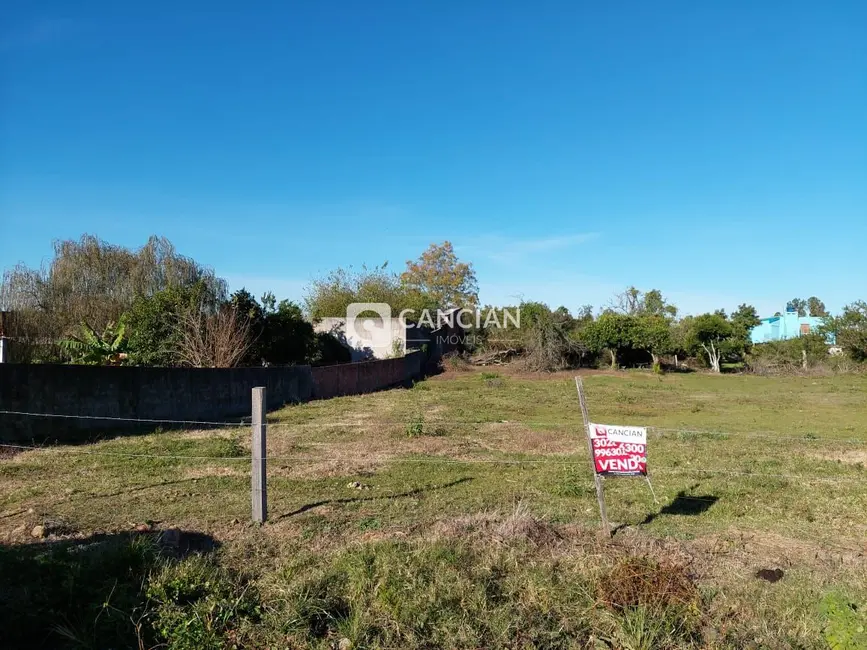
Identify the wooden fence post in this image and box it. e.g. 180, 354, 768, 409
574, 377, 610, 536
251, 387, 267, 523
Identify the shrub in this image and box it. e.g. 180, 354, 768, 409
146, 554, 259, 650
747, 334, 833, 374
405, 413, 425, 437
442, 351, 471, 372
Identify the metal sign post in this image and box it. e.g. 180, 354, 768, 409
574, 376, 610, 536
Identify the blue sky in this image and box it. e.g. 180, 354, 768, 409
2, 1, 865, 317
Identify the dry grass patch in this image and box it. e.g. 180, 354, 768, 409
598, 555, 700, 613
812, 449, 867, 466
474, 422, 577, 455
431, 503, 562, 548
182, 465, 245, 479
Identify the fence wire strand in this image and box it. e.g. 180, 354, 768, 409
3, 409, 866, 444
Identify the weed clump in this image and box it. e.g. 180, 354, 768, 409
405, 414, 424, 437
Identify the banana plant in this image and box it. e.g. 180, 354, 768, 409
61, 321, 129, 365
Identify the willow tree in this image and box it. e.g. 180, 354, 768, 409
1, 235, 226, 358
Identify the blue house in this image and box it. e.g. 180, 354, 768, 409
750, 305, 831, 344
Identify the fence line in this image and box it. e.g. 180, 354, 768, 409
3, 408, 866, 444
0, 409, 246, 427
1, 442, 863, 483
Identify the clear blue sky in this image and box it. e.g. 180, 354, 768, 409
2, 1, 865, 317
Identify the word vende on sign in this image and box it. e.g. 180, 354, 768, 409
589, 423, 647, 476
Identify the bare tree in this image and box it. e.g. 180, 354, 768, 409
174, 305, 252, 368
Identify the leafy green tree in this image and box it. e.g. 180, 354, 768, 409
684, 313, 738, 373
641, 289, 678, 319
261, 300, 316, 365
400, 241, 478, 309
789, 298, 807, 317
807, 296, 828, 317
574, 304, 594, 324
230, 289, 264, 324
632, 315, 673, 366
610, 287, 677, 319
124, 282, 216, 366
304, 265, 437, 319
822, 301, 867, 361
552, 306, 573, 329
581, 312, 637, 369
730, 304, 761, 331
477, 301, 547, 353
228, 289, 319, 365
61, 321, 129, 365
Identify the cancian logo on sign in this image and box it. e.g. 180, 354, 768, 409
588, 423, 647, 476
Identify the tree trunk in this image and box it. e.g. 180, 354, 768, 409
650, 352, 659, 367
702, 342, 721, 373
801, 349, 808, 370
609, 349, 617, 370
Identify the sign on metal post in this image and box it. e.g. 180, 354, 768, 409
574, 377, 610, 535
251, 387, 267, 523
587, 423, 647, 476
574, 377, 657, 537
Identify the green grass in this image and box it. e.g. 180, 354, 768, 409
2, 368, 867, 648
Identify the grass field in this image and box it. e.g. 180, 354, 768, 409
2, 368, 866, 649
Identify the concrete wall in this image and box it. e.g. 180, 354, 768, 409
311, 351, 426, 399
0, 339, 449, 442
0, 364, 314, 443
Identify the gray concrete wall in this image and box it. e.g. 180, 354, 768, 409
0, 328, 454, 443
311, 351, 426, 399
0, 364, 314, 443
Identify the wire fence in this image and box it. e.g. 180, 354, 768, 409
2, 405, 865, 555
1, 409, 865, 479
4, 408, 867, 441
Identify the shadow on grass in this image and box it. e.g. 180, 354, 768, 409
0, 528, 218, 650
639, 489, 719, 526
276, 477, 473, 520
612, 487, 719, 535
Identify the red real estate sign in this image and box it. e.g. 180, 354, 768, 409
588, 423, 647, 476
